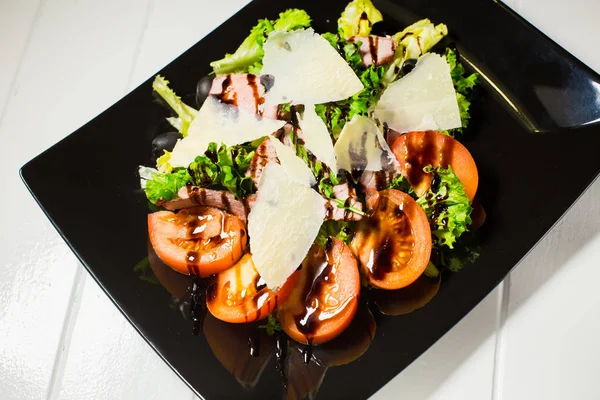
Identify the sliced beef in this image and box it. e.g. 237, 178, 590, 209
324, 182, 364, 221
386, 128, 402, 147
159, 186, 249, 223
351, 36, 396, 67
359, 170, 401, 192
245, 137, 278, 187
209, 73, 276, 117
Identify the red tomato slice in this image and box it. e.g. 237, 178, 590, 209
351, 189, 432, 290
206, 253, 299, 323
279, 238, 360, 345
391, 130, 479, 200
148, 207, 246, 277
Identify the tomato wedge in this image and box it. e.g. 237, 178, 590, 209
148, 207, 246, 277
207, 253, 299, 323
391, 130, 479, 200
279, 238, 360, 345
351, 189, 432, 290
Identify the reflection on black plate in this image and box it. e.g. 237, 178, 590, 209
20, 0, 600, 398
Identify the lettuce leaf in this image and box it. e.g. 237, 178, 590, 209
210, 9, 311, 75
445, 48, 478, 135
416, 166, 472, 249
384, 19, 448, 84
187, 142, 256, 199
152, 75, 197, 137
338, 0, 383, 39
144, 169, 191, 204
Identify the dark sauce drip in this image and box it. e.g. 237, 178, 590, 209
368, 36, 379, 65
247, 329, 260, 357
364, 195, 412, 281
301, 343, 313, 365
220, 191, 231, 213
358, 11, 371, 32
217, 74, 237, 106
343, 197, 352, 221
293, 250, 336, 351
246, 74, 265, 114
275, 333, 288, 387
188, 278, 208, 335
205, 147, 219, 164
404, 131, 454, 189
324, 202, 334, 220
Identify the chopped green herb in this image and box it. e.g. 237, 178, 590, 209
258, 313, 282, 336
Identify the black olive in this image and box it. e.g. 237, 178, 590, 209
152, 131, 182, 157
260, 74, 275, 92
401, 58, 418, 75
196, 75, 214, 107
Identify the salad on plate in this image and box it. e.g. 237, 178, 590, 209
138, 0, 482, 377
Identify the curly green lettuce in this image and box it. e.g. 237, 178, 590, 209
338, 0, 383, 39
144, 168, 191, 204
445, 48, 478, 135
210, 9, 311, 76
187, 142, 256, 199
416, 166, 472, 249
152, 75, 197, 137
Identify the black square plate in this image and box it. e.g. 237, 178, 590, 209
20, 0, 600, 398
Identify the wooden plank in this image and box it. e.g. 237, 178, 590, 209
0, 0, 151, 398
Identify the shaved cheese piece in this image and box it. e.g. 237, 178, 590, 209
248, 163, 325, 289
298, 106, 338, 174
271, 139, 316, 186
334, 114, 396, 172
261, 28, 363, 106
169, 96, 286, 167
374, 53, 461, 133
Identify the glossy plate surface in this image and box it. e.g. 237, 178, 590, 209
20, 0, 600, 398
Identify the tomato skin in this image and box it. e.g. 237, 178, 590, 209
279, 238, 360, 345
207, 254, 299, 323
351, 189, 432, 290
391, 130, 479, 201
148, 207, 247, 277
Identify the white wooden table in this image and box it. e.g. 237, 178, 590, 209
1, 1, 599, 399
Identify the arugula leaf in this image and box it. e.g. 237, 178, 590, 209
152, 75, 197, 137
258, 314, 282, 336
315, 221, 355, 249
316, 35, 386, 140
338, 0, 383, 39
210, 9, 311, 75
444, 48, 478, 135
187, 142, 256, 200
144, 169, 191, 204
416, 166, 472, 249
